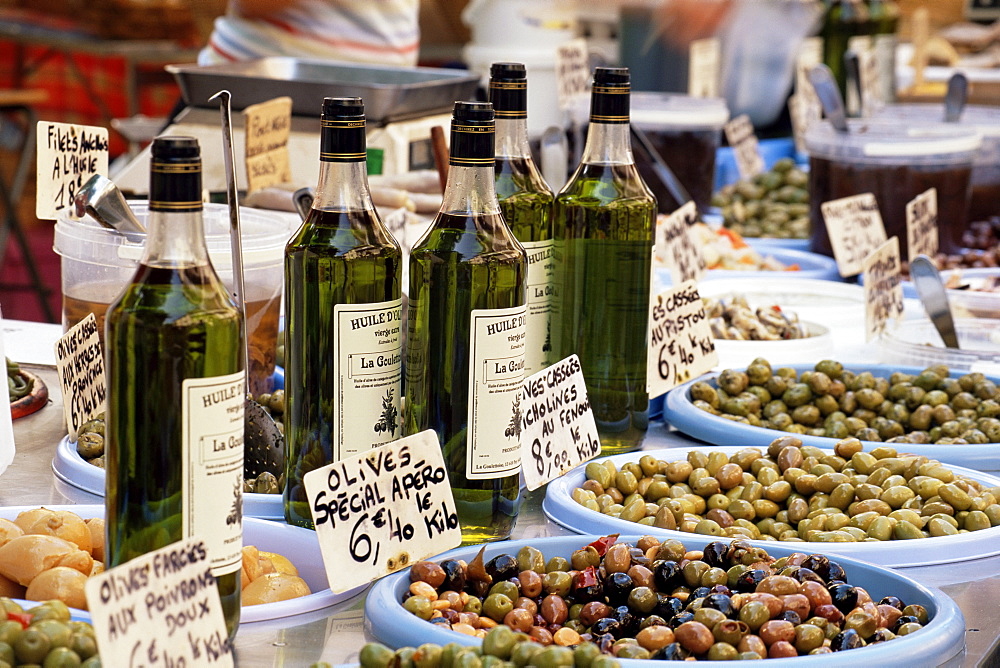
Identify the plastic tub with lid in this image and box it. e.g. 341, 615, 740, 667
631, 92, 729, 214
872, 104, 1000, 224
805, 119, 982, 261
879, 317, 1000, 374
54, 203, 295, 395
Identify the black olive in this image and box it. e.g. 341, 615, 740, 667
726, 540, 753, 560
439, 559, 466, 592
800, 554, 829, 579
467, 580, 489, 598
574, 583, 603, 603
604, 572, 635, 606
734, 568, 768, 593
709, 584, 732, 596
653, 560, 684, 591
831, 628, 865, 651
641, 615, 667, 629
485, 554, 518, 582
892, 615, 919, 633
613, 605, 639, 635
879, 596, 904, 610
655, 594, 684, 619
590, 617, 620, 636
828, 583, 859, 614
668, 611, 695, 628
826, 561, 847, 583
650, 642, 688, 661
690, 586, 711, 601
789, 567, 824, 584
701, 593, 735, 617
779, 610, 801, 624
429, 616, 451, 627
702, 541, 729, 568
593, 632, 616, 654
869, 629, 894, 643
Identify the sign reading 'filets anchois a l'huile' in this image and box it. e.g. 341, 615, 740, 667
303, 430, 462, 593
519, 354, 601, 491
35, 120, 108, 220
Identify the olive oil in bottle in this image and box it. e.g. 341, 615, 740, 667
284, 97, 403, 529
553, 67, 656, 455
105, 136, 243, 637
405, 101, 527, 544
489, 62, 555, 375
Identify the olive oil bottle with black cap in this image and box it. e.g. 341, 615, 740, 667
284, 97, 403, 529
105, 136, 243, 636
405, 101, 527, 543
489, 62, 555, 375
553, 67, 656, 455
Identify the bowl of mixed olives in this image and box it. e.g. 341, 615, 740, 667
364, 534, 965, 664
663, 360, 1000, 471
543, 442, 1000, 567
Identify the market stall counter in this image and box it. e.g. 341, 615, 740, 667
4, 320, 1000, 666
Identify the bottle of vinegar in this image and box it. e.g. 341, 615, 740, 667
554, 67, 656, 455
489, 62, 555, 375
284, 97, 403, 529
105, 136, 243, 637
405, 101, 527, 544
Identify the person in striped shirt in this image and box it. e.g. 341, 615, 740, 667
199, 0, 420, 67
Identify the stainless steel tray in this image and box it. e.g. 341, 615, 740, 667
167, 57, 480, 123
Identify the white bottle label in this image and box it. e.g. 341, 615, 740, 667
467, 305, 527, 480
181, 370, 245, 578
522, 239, 556, 375
333, 299, 404, 460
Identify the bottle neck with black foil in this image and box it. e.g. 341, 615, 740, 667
145, 136, 209, 268
580, 70, 635, 167
440, 102, 502, 217
490, 66, 532, 162
313, 98, 375, 213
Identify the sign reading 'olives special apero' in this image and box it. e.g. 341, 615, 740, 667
303, 431, 462, 593
647, 280, 718, 397
821, 192, 889, 277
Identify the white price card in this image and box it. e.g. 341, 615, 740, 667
788, 94, 822, 156
857, 46, 882, 117
556, 38, 591, 111
862, 236, 905, 342
688, 37, 721, 98
243, 96, 292, 194
723, 115, 764, 180
647, 280, 718, 397
85, 536, 234, 668
304, 430, 462, 593
519, 354, 600, 491
54, 313, 106, 441
35, 121, 108, 221
655, 202, 706, 285
906, 188, 938, 263
845, 35, 872, 116
821, 192, 888, 277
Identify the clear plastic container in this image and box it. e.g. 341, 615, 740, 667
54, 203, 293, 395
873, 104, 1000, 225
805, 119, 981, 258
941, 267, 1000, 320
631, 92, 729, 214
879, 317, 1000, 373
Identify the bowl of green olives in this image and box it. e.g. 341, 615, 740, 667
543, 444, 1000, 567
663, 360, 1000, 471
364, 534, 965, 664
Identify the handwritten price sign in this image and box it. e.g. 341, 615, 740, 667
906, 188, 938, 263
519, 355, 601, 491
723, 115, 764, 180
647, 280, 718, 397
54, 313, 106, 441
36, 121, 108, 220
655, 201, 706, 284
862, 236, 905, 342
243, 96, 292, 194
821, 193, 889, 277
304, 431, 461, 593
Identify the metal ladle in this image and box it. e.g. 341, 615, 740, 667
944, 72, 969, 123
808, 64, 850, 134
209, 89, 285, 482
910, 254, 961, 349
74, 173, 146, 236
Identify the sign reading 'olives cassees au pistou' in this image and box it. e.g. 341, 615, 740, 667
303, 430, 462, 593
519, 354, 601, 491
647, 280, 718, 397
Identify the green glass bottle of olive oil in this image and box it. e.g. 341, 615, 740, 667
284, 97, 403, 529
105, 136, 243, 637
554, 67, 656, 455
405, 101, 527, 544
489, 62, 555, 375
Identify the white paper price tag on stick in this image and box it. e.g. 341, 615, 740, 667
688, 38, 721, 98
556, 38, 591, 111
648, 280, 718, 397
54, 313, 106, 441
85, 536, 234, 668
35, 121, 108, 220
304, 431, 462, 593
821, 193, 889, 277
723, 115, 764, 180
519, 354, 600, 491
243, 96, 292, 194
906, 188, 938, 263
655, 202, 707, 284
862, 236, 905, 342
